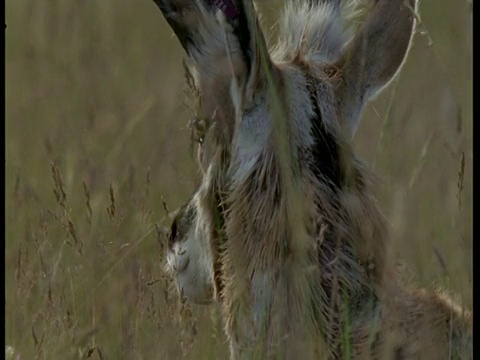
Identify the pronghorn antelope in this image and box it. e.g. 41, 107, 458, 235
155, 0, 472, 358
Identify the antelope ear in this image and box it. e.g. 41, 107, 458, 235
334, 0, 418, 139
220, 0, 272, 99
152, 0, 271, 110
152, 0, 197, 55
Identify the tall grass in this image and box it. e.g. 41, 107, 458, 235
5, 0, 472, 358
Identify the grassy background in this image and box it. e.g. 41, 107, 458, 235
5, 1, 472, 359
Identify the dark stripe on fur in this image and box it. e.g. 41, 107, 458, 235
305, 74, 344, 190
302, 73, 380, 353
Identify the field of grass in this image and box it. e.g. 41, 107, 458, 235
5, 1, 472, 358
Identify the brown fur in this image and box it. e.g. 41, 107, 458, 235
169, 188, 472, 359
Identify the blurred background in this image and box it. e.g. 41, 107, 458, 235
5, 1, 472, 358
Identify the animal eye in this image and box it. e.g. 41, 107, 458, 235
188, 116, 208, 145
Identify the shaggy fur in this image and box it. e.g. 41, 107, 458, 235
155, 0, 472, 358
